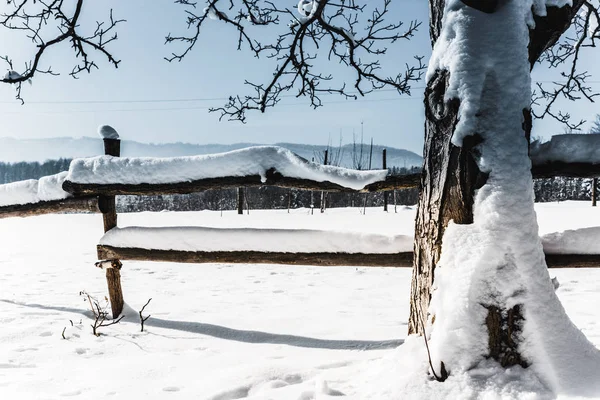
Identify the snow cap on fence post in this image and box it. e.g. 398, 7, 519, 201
98, 125, 120, 140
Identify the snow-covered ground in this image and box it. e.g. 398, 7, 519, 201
0, 202, 599, 399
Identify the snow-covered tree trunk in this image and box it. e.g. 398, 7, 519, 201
409, 0, 594, 377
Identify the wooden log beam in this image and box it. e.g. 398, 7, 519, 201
363, 173, 421, 192
0, 196, 99, 219
97, 245, 600, 269
544, 254, 600, 268
97, 245, 413, 267
531, 162, 600, 179
60, 161, 600, 198
63, 168, 421, 196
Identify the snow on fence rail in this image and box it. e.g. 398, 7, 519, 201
61, 146, 419, 196
531, 134, 600, 178
96, 226, 414, 268
0, 171, 99, 218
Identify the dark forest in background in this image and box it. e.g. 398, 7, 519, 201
0, 159, 71, 183
0, 159, 594, 210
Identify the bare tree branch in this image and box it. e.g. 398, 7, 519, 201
0, 0, 124, 103
532, 1, 600, 130
167, 0, 425, 122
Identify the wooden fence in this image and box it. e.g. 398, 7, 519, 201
2, 135, 600, 318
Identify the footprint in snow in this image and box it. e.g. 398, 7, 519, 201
60, 390, 82, 397
14, 347, 39, 353
208, 385, 250, 400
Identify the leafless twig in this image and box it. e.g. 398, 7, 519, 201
167, 0, 425, 122
532, 1, 600, 129
81, 290, 123, 336
0, 0, 124, 103
139, 298, 152, 332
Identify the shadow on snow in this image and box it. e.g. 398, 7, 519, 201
1, 299, 404, 351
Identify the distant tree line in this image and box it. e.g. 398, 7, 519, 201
0, 158, 71, 184
534, 177, 595, 202
0, 159, 595, 209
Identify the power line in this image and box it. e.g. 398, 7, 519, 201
0, 79, 595, 108
0, 87, 427, 106
0, 96, 425, 115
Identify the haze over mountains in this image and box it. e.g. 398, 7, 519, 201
0, 137, 423, 169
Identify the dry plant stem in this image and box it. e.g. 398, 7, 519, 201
419, 304, 447, 382
139, 298, 152, 332
80, 290, 98, 317
84, 292, 124, 336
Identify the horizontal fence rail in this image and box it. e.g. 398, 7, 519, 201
97, 245, 600, 269
62, 169, 421, 197
62, 163, 600, 198
98, 246, 413, 267
0, 196, 99, 219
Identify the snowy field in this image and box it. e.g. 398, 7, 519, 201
0, 202, 599, 399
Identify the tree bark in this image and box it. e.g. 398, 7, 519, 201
409, 69, 482, 334
410, 0, 586, 367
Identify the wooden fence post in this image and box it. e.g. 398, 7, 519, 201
100, 133, 124, 319
237, 187, 244, 214
383, 149, 388, 212
320, 150, 328, 213
593, 178, 597, 207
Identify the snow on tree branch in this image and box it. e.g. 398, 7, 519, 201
532, 0, 600, 129
0, 0, 124, 104
166, 0, 425, 122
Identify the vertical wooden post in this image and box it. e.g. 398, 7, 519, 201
237, 187, 244, 214
593, 178, 597, 207
311, 157, 315, 215
383, 149, 388, 212
101, 137, 124, 319
320, 150, 328, 213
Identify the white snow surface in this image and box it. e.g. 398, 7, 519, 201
531, 134, 600, 164
297, 0, 318, 17
3, 70, 22, 81
98, 125, 119, 140
0, 171, 70, 207
66, 146, 388, 190
542, 226, 600, 254
425, 0, 600, 398
100, 226, 410, 254
0, 205, 599, 399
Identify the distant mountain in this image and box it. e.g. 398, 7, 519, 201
0, 137, 422, 168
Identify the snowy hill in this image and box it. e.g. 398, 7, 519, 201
0, 137, 422, 168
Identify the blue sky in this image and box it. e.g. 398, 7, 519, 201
0, 0, 597, 155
